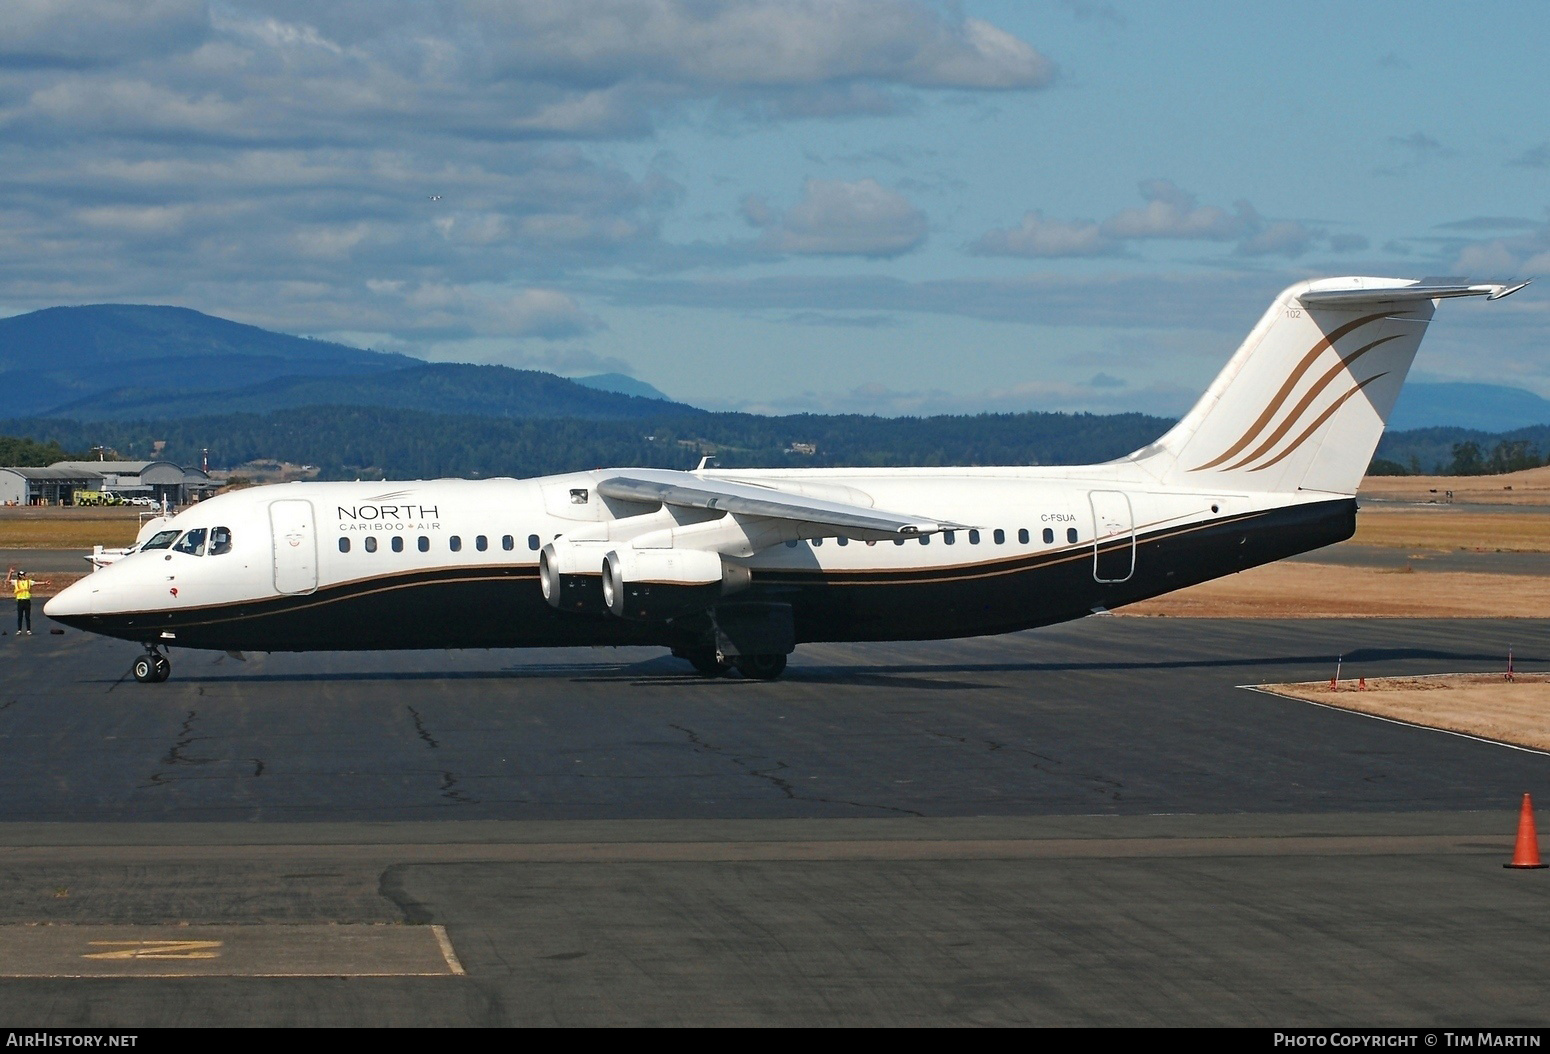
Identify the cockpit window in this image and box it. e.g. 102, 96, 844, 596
210, 527, 233, 555
141, 530, 180, 551
172, 528, 207, 556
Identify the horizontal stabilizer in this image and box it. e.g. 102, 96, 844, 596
597, 471, 965, 536
1129, 275, 1521, 495
1299, 279, 1528, 309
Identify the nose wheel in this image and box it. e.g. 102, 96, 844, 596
133, 648, 172, 683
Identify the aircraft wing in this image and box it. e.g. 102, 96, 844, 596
596, 471, 967, 537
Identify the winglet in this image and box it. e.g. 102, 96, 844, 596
1489, 280, 1531, 301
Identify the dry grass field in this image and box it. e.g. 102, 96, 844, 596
1359, 464, 1550, 506
1257, 675, 1550, 752
0, 507, 142, 548
1353, 506, 1550, 552
1122, 562, 1550, 618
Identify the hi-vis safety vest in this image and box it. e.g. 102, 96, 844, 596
14, 578, 31, 601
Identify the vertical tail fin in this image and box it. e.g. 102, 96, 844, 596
1127, 277, 1527, 495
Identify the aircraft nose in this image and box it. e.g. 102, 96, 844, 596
44, 576, 97, 621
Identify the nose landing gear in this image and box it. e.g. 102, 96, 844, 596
133, 646, 171, 683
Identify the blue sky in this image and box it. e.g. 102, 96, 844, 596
2, 1, 1546, 416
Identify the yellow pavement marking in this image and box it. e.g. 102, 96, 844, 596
0, 925, 460, 977
84, 940, 222, 960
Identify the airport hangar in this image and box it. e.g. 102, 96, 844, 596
0, 459, 216, 506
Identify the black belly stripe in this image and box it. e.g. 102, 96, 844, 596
49, 498, 1354, 653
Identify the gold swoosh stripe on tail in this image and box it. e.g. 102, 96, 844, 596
1217, 334, 1403, 472
1191, 311, 1390, 471
1246, 372, 1390, 472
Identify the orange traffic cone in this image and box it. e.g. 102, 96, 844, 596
1505, 793, 1548, 869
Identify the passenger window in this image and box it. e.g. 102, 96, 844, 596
502, 535, 514, 551
1042, 528, 1054, 544
1067, 527, 1078, 543
365, 537, 377, 554
173, 528, 207, 556
141, 530, 180, 550
210, 527, 233, 555
528, 534, 540, 551
993, 529, 1005, 545
476, 535, 488, 552
943, 531, 955, 545
450, 536, 462, 552
339, 538, 350, 554
1018, 529, 1029, 544
392, 536, 404, 553
968, 530, 980, 544
418, 536, 429, 552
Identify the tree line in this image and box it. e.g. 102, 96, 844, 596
4, 405, 1549, 481
0, 407, 1172, 480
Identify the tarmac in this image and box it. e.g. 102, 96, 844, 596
0, 616, 1546, 1026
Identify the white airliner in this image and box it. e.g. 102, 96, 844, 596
46, 276, 1526, 683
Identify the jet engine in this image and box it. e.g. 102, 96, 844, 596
539, 541, 610, 614
601, 548, 751, 620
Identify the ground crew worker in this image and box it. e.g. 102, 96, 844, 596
6, 568, 41, 635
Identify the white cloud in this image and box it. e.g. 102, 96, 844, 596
361, 282, 599, 341
1236, 220, 1315, 258
0, 1, 1050, 351
0, 0, 208, 69
504, 347, 635, 377
744, 178, 927, 257
1100, 180, 1248, 241
974, 181, 1319, 260
456, 2, 1051, 92
970, 211, 1114, 258
719, 376, 1193, 418
1449, 216, 1550, 277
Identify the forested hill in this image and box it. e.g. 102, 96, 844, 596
45, 362, 695, 422
0, 303, 699, 421
0, 408, 1174, 480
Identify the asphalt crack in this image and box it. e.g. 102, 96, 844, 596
928, 730, 1123, 801
141, 710, 265, 788
407, 705, 440, 748
670, 722, 922, 816
439, 770, 477, 805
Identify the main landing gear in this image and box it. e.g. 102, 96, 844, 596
673, 645, 788, 681
133, 645, 171, 684
672, 602, 796, 681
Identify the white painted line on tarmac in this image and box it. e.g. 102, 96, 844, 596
1240, 685, 1550, 757
432, 924, 466, 976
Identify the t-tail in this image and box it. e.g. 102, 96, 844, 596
1126, 276, 1529, 495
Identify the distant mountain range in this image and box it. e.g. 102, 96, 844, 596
2, 304, 1546, 434
572, 372, 674, 402
0, 304, 696, 421
1388, 382, 1550, 433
